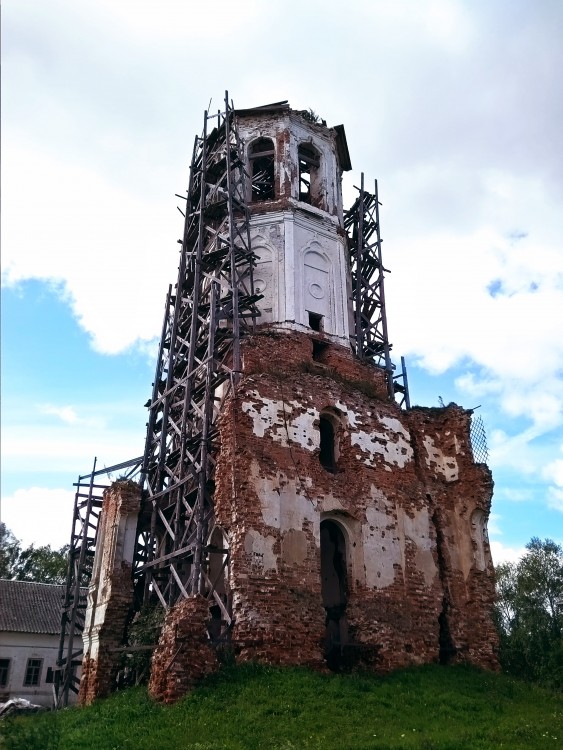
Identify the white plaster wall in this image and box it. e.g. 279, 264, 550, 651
248, 210, 349, 342
244, 529, 278, 573
362, 489, 403, 590
0, 632, 79, 706
422, 435, 459, 482
242, 392, 319, 451
471, 509, 491, 572
81, 496, 138, 663
250, 461, 318, 538
239, 109, 351, 344
347, 409, 414, 470
400, 507, 437, 587
242, 392, 414, 472
293, 217, 349, 340
361, 492, 438, 591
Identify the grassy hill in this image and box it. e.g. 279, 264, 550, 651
1, 664, 562, 749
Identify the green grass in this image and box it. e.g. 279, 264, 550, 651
1, 664, 562, 749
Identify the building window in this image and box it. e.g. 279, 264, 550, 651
312, 339, 329, 362
320, 519, 349, 669
308, 312, 323, 332
23, 658, 42, 687
298, 143, 320, 205
249, 138, 275, 201
319, 416, 337, 472
0, 659, 10, 688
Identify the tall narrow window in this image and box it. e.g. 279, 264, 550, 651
319, 416, 336, 472
320, 521, 348, 610
249, 138, 275, 201
298, 143, 320, 204
23, 658, 42, 686
0, 659, 10, 688
320, 519, 349, 669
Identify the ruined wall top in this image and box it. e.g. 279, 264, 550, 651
235, 101, 351, 222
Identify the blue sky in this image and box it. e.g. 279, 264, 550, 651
2, 0, 562, 561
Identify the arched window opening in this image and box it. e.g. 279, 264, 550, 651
319, 415, 336, 472
320, 520, 349, 670
249, 138, 275, 201
298, 143, 320, 204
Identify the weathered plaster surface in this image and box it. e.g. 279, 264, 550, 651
423, 435, 459, 481
242, 392, 319, 450
79, 482, 140, 705
198, 333, 497, 679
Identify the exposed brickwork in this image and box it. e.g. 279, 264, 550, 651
209, 332, 499, 676
81, 340, 499, 705
148, 596, 218, 704
78, 481, 140, 705
83, 332, 498, 704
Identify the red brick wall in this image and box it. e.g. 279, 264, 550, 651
78, 482, 140, 705
148, 596, 218, 704
209, 332, 499, 673
90, 332, 498, 704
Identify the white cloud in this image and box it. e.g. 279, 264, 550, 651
1, 137, 177, 354
490, 540, 526, 566
39, 403, 107, 429
40, 404, 79, 425
1, 487, 76, 548
498, 488, 534, 503
2, 422, 143, 476
547, 487, 563, 513
487, 513, 503, 537
543, 456, 563, 487
543, 452, 563, 512
94, 0, 261, 42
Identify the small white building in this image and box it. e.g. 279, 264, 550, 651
0, 580, 80, 707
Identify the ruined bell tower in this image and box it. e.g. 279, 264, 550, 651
73, 95, 498, 706
236, 102, 352, 344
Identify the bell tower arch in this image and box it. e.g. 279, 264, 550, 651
235, 103, 352, 344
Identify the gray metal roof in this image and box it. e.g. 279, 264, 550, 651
0, 580, 82, 635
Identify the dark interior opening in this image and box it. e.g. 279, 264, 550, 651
319, 416, 336, 472
312, 340, 329, 362
308, 312, 323, 331
298, 143, 320, 204
321, 520, 350, 670
250, 138, 275, 201
432, 508, 457, 664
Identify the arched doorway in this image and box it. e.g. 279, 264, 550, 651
320, 520, 349, 669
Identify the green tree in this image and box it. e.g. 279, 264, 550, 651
14, 543, 70, 584
495, 537, 563, 690
0, 522, 69, 584
0, 523, 22, 579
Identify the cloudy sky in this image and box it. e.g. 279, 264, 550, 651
2, 0, 562, 562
